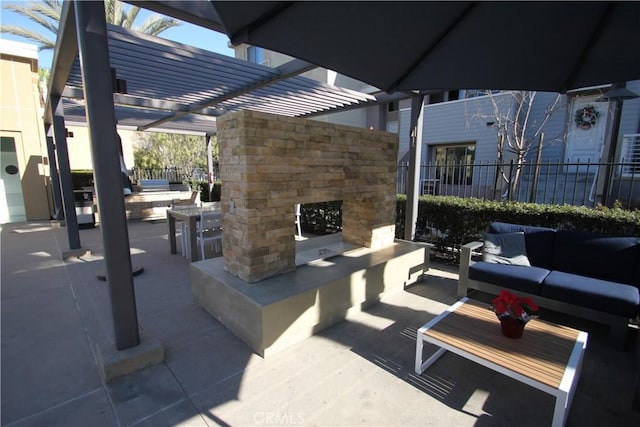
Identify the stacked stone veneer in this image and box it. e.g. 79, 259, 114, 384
218, 110, 399, 283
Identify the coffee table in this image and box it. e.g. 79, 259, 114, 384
415, 297, 588, 427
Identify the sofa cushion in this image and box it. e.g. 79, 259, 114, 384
469, 262, 549, 295
482, 232, 531, 266
541, 271, 640, 318
488, 222, 556, 269
552, 231, 640, 284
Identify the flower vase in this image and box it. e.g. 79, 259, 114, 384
500, 318, 525, 339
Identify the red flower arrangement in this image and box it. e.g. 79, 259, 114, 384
491, 290, 539, 324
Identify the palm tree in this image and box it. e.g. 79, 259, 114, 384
1, 0, 180, 51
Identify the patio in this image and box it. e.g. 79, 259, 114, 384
2, 219, 639, 426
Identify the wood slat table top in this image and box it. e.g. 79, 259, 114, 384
167, 207, 221, 220
423, 299, 582, 389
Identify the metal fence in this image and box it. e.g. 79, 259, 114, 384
132, 164, 219, 183
397, 156, 640, 209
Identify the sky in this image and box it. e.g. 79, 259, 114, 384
0, 0, 236, 70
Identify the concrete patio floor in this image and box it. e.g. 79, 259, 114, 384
2, 219, 639, 426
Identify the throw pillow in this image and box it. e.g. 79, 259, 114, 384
482, 232, 531, 266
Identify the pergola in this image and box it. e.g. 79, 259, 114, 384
51, 1, 640, 360
61, 24, 382, 131
45, 1, 406, 353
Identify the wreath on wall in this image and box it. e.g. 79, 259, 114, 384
574, 104, 600, 130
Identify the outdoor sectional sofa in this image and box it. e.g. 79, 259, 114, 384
458, 221, 640, 346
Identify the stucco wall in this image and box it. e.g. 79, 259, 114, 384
218, 110, 398, 283
66, 125, 136, 170
0, 41, 51, 220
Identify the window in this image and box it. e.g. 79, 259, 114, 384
464, 89, 501, 99
427, 90, 460, 104
247, 46, 264, 64
428, 92, 444, 104
619, 134, 640, 177
433, 144, 476, 185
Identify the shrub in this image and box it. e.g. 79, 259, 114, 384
396, 195, 640, 261
300, 201, 342, 235
190, 181, 221, 202
71, 170, 94, 190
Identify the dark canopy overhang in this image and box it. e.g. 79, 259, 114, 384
207, 1, 640, 94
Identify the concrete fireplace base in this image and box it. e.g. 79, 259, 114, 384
190, 237, 430, 357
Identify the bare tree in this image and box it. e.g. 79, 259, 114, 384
477, 91, 564, 199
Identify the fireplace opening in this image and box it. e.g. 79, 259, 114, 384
295, 200, 356, 265
297, 200, 343, 237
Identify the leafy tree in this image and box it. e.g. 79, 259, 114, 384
2, 0, 180, 106
1, 0, 180, 51
37, 67, 50, 105
133, 132, 216, 180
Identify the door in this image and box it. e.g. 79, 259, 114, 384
565, 95, 609, 172
1, 135, 27, 223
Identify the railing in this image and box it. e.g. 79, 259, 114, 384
397, 158, 640, 209
132, 165, 219, 183
619, 134, 640, 177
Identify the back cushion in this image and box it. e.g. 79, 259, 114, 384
488, 222, 556, 269
482, 232, 531, 266
553, 230, 640, 284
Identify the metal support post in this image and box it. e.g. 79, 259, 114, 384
601, 99, 624, 206
404, 94, 425, 241
45, 124, 64, 220
598, 82, 639, 206
51, 98, 80, 248
75, 0, 139, 350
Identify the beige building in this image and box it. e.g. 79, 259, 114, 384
62, 124, 136, 171
0, 39, 137, 223
0, 39, 51, 222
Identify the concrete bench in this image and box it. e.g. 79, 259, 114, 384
139, 179, 170, 192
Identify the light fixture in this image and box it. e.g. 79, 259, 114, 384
595, 83, 639, 102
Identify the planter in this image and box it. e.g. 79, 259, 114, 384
500, 318, 525, 339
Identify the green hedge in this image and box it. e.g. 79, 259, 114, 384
300, 201, 342, 235
157, 179, 640, 253
192, 181, 221, 202
397, 195, 640, 259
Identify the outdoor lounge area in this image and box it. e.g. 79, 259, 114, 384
4, 2, 640, 426
2, 219, 639, 426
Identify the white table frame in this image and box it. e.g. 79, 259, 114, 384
415, 297, 588, 427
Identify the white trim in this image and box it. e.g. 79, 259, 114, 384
0, 39, 38, 60
415, 298, 588, 427
566, 84, 611, 94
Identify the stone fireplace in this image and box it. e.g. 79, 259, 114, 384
192, 110, 430, 356
218, 110, 399, 283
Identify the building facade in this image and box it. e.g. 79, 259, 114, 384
0, 40, 50, 222
0, 39, 137, 224
234, 44, 640, 206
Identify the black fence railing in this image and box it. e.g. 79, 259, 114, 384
132, 165, 219, 183
397, 159, 640, 209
